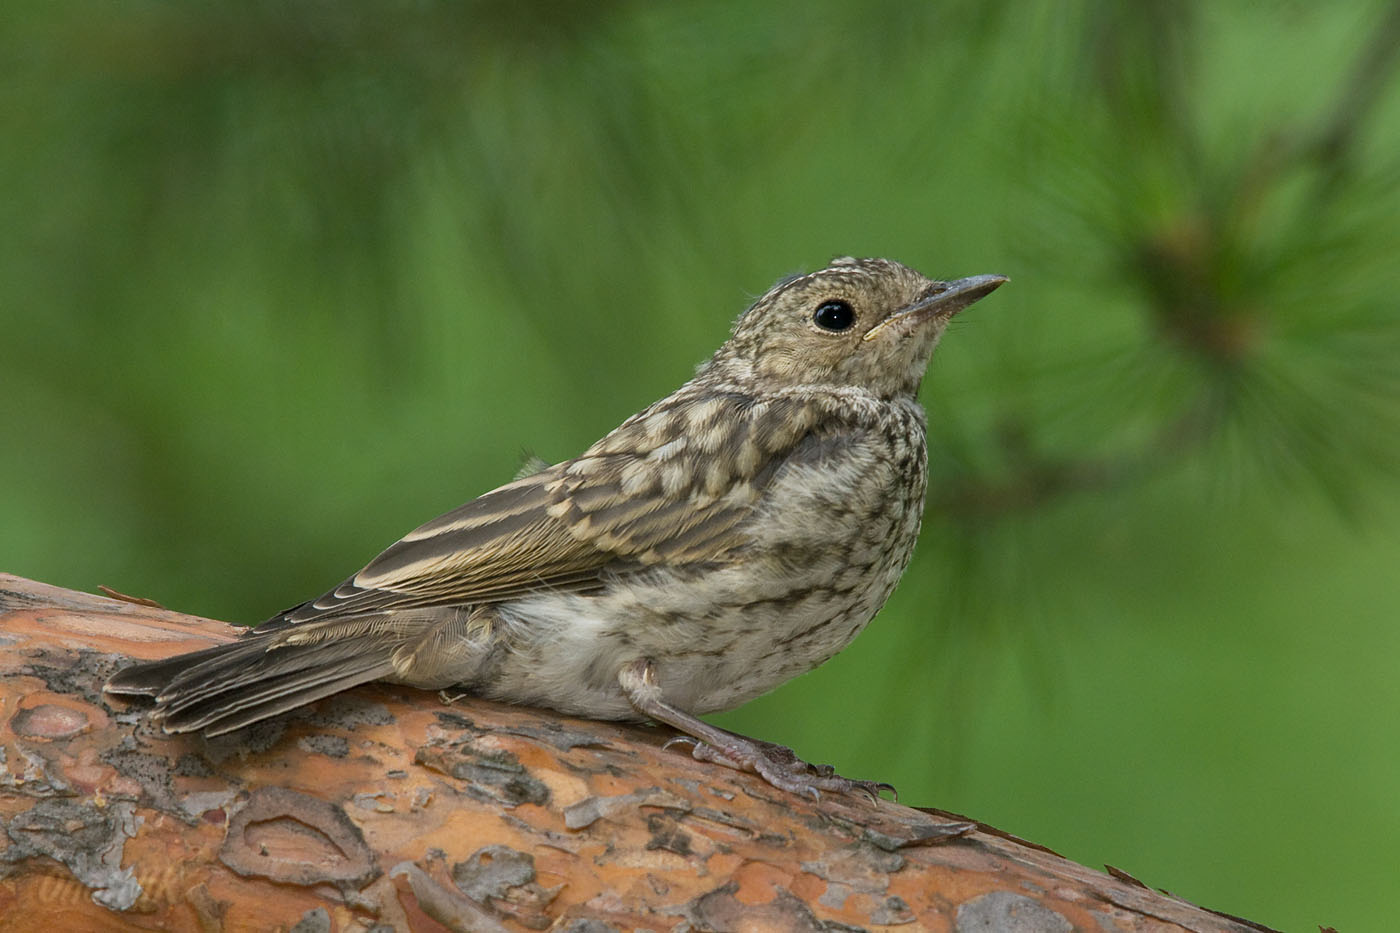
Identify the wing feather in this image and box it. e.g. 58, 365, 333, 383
258, 392, 830, 633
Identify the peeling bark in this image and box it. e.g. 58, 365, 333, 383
0, 572, 1272, 932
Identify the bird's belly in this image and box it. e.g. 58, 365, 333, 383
488, 517, 918, 717
483, 429, 927, 718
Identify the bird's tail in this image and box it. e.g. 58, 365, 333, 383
105, 630, 398, 736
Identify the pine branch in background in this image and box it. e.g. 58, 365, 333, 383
898, 2, 1400, 738
990, 0, 1400, 523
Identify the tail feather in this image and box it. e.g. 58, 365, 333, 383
152, 635, 375, 706
158, 655, 395, 735
105, 641, 257, 697
105, 632, 399, 735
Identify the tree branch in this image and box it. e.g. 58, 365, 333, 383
0, 572, 1273, 931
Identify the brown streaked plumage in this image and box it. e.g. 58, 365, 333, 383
106, 257, 1007, 799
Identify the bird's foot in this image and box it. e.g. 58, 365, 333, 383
618, 658, 894, 802
664, 734, 895, 803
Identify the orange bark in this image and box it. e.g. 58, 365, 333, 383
0, 572, 1270, 932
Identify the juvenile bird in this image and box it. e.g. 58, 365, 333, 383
106, 257, 1006, 799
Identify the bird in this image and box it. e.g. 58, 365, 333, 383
105, 257, 1007, 799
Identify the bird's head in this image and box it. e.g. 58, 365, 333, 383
715, 257, 1006, 399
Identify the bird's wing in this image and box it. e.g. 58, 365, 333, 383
257, 393, 828, 632
258, 467, 604, 630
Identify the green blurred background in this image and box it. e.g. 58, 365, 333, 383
4, 2, 1399, 928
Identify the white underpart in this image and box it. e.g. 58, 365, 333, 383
481, 396, 926, 720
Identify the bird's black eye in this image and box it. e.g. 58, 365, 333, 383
812, 299, 855, 332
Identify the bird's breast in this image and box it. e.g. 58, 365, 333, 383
477, 401, 930, 719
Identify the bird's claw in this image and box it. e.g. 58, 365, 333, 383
668, 732, 894, 803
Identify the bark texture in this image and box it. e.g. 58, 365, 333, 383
0, 572, 1270, 932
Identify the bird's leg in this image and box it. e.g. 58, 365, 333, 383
617, 659, 895, 802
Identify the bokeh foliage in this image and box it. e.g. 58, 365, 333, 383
3, 2, 1399, 928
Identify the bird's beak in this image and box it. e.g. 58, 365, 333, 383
862, 274, 1008, 342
